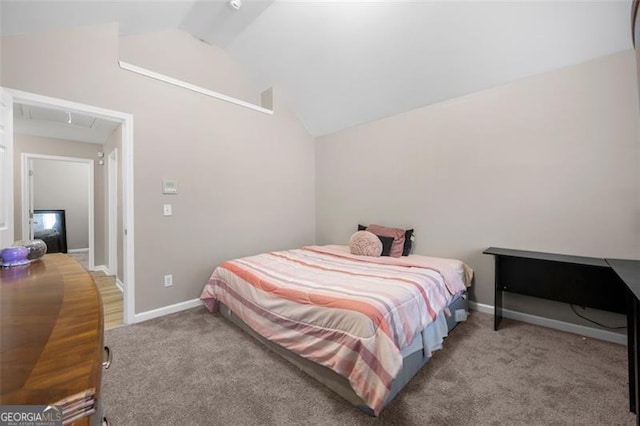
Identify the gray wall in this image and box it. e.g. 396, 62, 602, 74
1, 26, 316, 314
5, 23, 636, 328
316, 50, 640, 330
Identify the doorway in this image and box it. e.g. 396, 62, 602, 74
21, 154, 95, 269
1, 87, 136, 325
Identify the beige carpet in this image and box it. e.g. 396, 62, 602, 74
102, 307, 635, 425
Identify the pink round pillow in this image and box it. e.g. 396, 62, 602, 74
349, 231, 382, 257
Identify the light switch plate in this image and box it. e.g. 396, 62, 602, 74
162, 179, 178, 194
163, 204, 172, 216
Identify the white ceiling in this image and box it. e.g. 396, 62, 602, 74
14, 103, 120, 145
1, 1, 634, 137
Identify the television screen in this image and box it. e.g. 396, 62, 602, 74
33, 209, 68, 253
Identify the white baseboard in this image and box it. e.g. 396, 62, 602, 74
92, 265, 122, 292
93, 265, 111, 274
124, 297, 627, 345
67, 248, 89, 253
469, 301, 627, 345
133, 298, 204, 324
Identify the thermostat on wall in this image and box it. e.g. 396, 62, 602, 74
162, 179, 178, 194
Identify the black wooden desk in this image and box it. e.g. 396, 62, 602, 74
483, 247, 639, 422
607, 258, 640, 424
483, 247, 625, 331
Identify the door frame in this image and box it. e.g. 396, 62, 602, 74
21, 153, 95, 269
4, 87, 136, 325
107, 148, 118, 279
0, 89, 14, 249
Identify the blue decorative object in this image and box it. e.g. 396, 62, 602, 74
0, 246, 30, 267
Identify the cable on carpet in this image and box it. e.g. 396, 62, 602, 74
570, 304, 626, 330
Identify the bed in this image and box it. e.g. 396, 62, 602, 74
200, 244, 473, 416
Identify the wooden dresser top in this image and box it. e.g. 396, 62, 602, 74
0, 253, 104, 405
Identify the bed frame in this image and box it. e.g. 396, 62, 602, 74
215, 294, 468, 416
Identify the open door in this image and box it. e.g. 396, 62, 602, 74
0, 88, 14, 249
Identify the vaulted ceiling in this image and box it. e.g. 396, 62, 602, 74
1, 1, 634, 137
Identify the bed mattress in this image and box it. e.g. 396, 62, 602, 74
216, 293, 468, 415
201, 245, 472, 414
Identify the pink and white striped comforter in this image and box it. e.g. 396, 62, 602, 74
200, 245, 468, 414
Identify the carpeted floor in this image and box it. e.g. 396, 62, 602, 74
102, 307, 635, 425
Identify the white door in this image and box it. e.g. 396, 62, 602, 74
0, 89, 14, 249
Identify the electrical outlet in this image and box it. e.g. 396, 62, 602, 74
164, 274, 173, 287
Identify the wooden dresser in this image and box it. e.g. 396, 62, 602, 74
1, 254, 104, 425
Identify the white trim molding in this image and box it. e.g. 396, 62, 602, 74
0, 88, 14, 249
133, 298, 203, 324
469, 301, 626, 345
67, 248, 89, 253
107, 148, 118, 280
118, 61, 274, 115
115, 278, 124, 293
93, 265, 110, 274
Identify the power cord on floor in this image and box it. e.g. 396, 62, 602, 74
570, 304, 626, 330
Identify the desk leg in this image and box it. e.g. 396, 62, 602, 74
494, 256, 503, 331
635, 297, 640, 426
627, 289, 636, 414
633, 294, 640, 426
